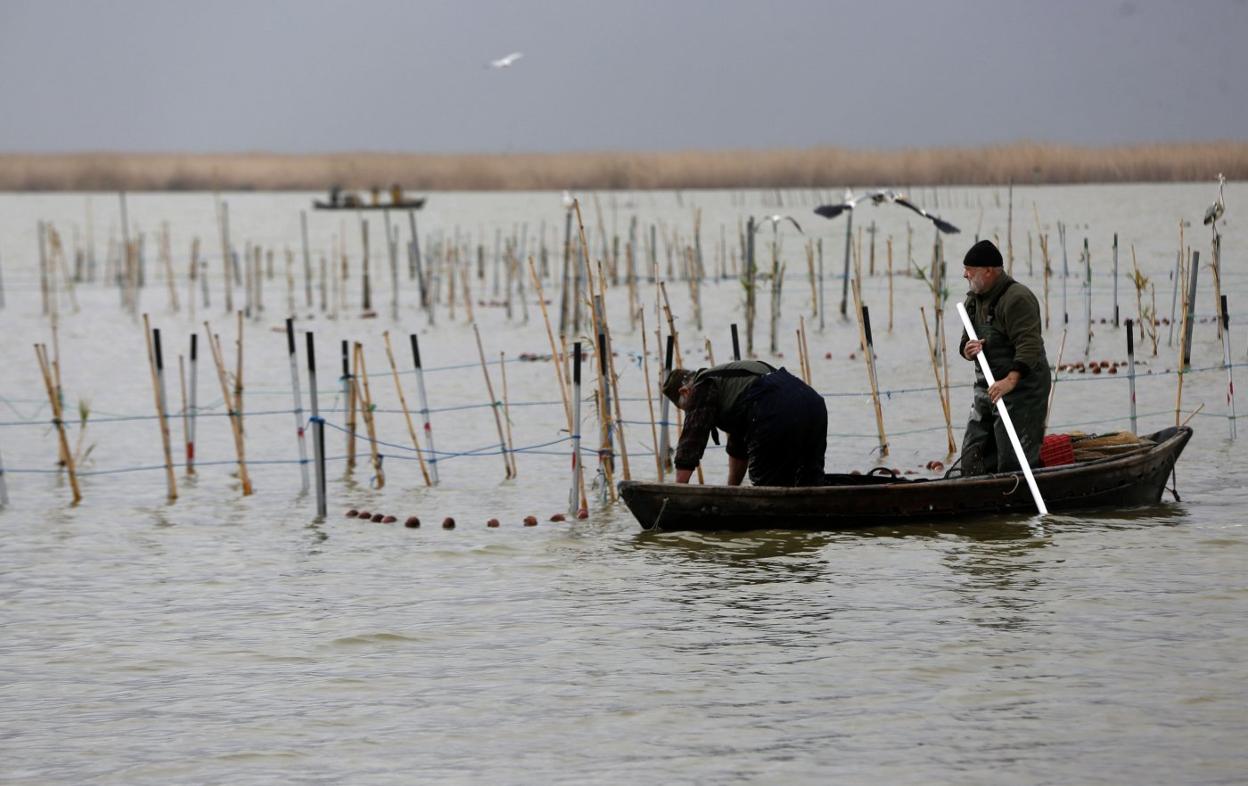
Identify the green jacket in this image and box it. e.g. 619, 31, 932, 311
957, 273, 1048, 382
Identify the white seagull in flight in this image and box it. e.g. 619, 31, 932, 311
754, 214, 803, 234
489, 52, 524, 69
815, 189, 960, 234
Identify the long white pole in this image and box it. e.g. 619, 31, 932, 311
1222, 295, 1236, 440
956, 302, 1049, 516
569, 342, 583, 515
285, 318, 310, 493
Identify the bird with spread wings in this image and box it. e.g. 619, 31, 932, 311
815, 189, 960, 234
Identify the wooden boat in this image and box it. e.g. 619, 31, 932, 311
313, 197, 426, 211
618, 426, 1192, 532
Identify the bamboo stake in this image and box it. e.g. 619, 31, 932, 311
1045, 329, 1068, 428
887, 237, 894, 332
351, 343, 384, 488
160, 222, 179, 313
472, 323, 513, 479
500, 352, 518, 477
34, 343, 81, 505
921, 306, 957, 455
529, 258, 573, 432
639, 309, 662, 480
383, 331, 431, 485
859, 303, 889, 458
143, 315, 178, 502
204, 323, 252, 495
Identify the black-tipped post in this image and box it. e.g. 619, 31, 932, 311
306, 331, 326, 517
153, 328, 164, 372
410, 333, 422, 369
731, 323, 740, 361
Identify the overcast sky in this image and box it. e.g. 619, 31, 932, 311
1, 0, 1244, 154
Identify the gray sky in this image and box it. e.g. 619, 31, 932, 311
1, 0, 1245, 154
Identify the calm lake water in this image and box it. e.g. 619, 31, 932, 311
1, 185, 1245, 784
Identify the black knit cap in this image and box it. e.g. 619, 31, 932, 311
962, 239, 1003, 268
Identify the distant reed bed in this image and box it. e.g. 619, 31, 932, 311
2, 142, 1244, 191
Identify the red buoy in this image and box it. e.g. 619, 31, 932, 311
549, 513, 567, 522
487, 518, 500, 527
346, 509, 360, 518
382, 515, 397, 523
371, 513, 385, 522
442, 517, 456, 529
576, 508, 589, 520
358, 510, 371, 519
523, 515, 538, 527
404, 516, 421, 528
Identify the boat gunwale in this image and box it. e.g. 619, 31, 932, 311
618, 426, 1191, 500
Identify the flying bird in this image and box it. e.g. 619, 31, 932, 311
812, 189, 873, 220
1203, 173, 1226, 226
489, 52, 524, 69
815, 189, 960, 234
754, 214, 803, 234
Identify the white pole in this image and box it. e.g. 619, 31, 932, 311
956, 302, 1049, 516
305, 331, 327, 518
1222, 295, 1237, 440
569, 342, 583, 515
1126, 319, 1138, 435
410, 334, 439, 484
285, 318, 310, 493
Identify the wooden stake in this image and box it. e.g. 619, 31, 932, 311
472, 323, 513, 479
204, 322, 252, 495
285, 318, 310, 494
351, 342, 384, 488
383, 331, 431, 486
500, 352, 518, 477
639, 310, 662, 480
143, 315, 178, 502
1045, 329, 1068, 428
34, 343, 81, 505
920, 306, 957, 455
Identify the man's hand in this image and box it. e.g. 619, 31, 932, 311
963, 339, 984, 360
988, 371, 1021, 403
727, 455, 747, 486
675, 468, 693, 484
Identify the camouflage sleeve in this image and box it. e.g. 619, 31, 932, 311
674, 381, 716, 470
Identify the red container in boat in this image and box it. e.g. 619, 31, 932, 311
1041, 434, 1074, 467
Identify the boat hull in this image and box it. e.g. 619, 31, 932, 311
618, 427, 1192, 531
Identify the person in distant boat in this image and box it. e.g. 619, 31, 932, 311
662, 360, 827, 486
957, 239, 1051, 475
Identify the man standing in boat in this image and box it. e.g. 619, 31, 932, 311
957, 239, 1051, 475
662, 360, 827, 486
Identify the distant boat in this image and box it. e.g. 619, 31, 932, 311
314, 185, 426, 211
